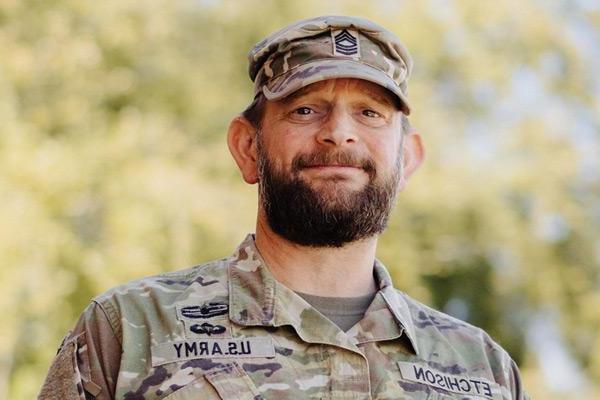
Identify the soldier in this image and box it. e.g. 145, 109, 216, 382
39, 16, 529, 400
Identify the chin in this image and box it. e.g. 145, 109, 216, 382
309, 179, 366, 194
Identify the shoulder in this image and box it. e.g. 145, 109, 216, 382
395, 290, 529, 398
397, 289, 517, 381
91, 257, 232, 331
399, 289, 484, 337
97, 257, 229, 299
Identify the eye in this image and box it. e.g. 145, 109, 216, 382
288, 106, 320, 122
362, 109, 382, 118
293, 106, 314, 115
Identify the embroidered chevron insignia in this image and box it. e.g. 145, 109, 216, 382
332, 29, 360, 58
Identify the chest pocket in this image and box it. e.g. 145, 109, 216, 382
163, 363, 261, 400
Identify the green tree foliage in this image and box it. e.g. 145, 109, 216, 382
1, 1, 598, 399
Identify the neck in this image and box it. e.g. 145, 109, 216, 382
254, 212, 379, 297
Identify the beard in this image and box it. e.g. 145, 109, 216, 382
257, 137, 402, 248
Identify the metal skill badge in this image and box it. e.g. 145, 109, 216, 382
176, 300, 231, 339
151, 337, 276, 366
190, 322, 226, 336
180, 303, 228, 319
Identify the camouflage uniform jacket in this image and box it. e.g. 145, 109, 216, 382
39, 234, 527, 400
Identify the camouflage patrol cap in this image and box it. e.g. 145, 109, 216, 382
248, 15, 413, 114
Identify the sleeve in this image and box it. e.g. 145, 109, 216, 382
38, 301, 122, 400
509, 359, 531, 400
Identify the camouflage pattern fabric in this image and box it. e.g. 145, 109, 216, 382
248, 16, 413, 114
39, 234, 528, 399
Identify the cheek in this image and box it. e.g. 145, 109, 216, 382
260, 130, 304, 170
272, 128, 317, 165
366, 134, 401, 170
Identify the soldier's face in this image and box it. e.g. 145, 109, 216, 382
256, 78, 406, 247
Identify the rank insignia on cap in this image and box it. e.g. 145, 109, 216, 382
332, 29, 360, 58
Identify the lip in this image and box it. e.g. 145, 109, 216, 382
304, 165, 362, 171
301, 165, 366, 178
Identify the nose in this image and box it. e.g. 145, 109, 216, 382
316, 106, 358, 147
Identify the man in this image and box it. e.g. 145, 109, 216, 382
40, 16, 528, 400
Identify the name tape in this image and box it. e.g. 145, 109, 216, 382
397, 362, 500, 400
152, 337, 275, 366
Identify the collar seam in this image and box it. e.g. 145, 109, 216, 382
380, 290, 420, 356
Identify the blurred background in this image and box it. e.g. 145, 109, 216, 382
1, 0, 599, 398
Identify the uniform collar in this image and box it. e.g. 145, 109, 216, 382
228, 234, 419, 355
360, 260, 420, 354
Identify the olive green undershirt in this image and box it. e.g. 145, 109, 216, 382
295, 291, 377, 332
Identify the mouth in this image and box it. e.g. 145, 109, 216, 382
303, 164, 363, 170
299, 164, 368, 184
292, 151, 376, 179
302, 163, 366, 174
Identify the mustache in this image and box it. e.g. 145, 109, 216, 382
291, 150, 376, 176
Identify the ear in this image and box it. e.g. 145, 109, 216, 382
398, 130, 424, 190
227, 116, 259, 184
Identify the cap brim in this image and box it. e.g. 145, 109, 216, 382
262, 59, 410, 115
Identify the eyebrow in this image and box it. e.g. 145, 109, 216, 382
362, 88, 397, 109
278, 82, 400, 110
278, 85, 316, 105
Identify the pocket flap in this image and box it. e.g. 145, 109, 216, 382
204, 363, 261, 400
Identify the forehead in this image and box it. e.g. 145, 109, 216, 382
279, 78, 401, 109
